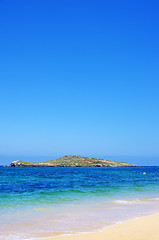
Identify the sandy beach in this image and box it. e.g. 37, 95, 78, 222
37, 214, 159, 240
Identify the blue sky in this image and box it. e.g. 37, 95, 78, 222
0, 0, 159, 165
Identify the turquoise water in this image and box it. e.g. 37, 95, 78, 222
0, 166, 159, 239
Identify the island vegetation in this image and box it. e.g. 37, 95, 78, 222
9, 155, 135, 167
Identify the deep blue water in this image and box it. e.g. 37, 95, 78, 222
0, 166, 159, 239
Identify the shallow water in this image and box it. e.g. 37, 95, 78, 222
0, 166, 159, 239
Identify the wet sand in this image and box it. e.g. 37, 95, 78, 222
37, 214, 159, 240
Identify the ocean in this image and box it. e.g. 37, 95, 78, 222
0, 166, 159, 240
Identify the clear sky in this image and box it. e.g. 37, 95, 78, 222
0, 0, 159, 165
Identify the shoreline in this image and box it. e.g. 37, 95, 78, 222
35, 213, 159, 240
1, 166, 159, 240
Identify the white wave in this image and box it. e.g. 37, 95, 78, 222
112, 198, 159, 205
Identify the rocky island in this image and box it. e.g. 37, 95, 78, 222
9, 155, 135, 167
